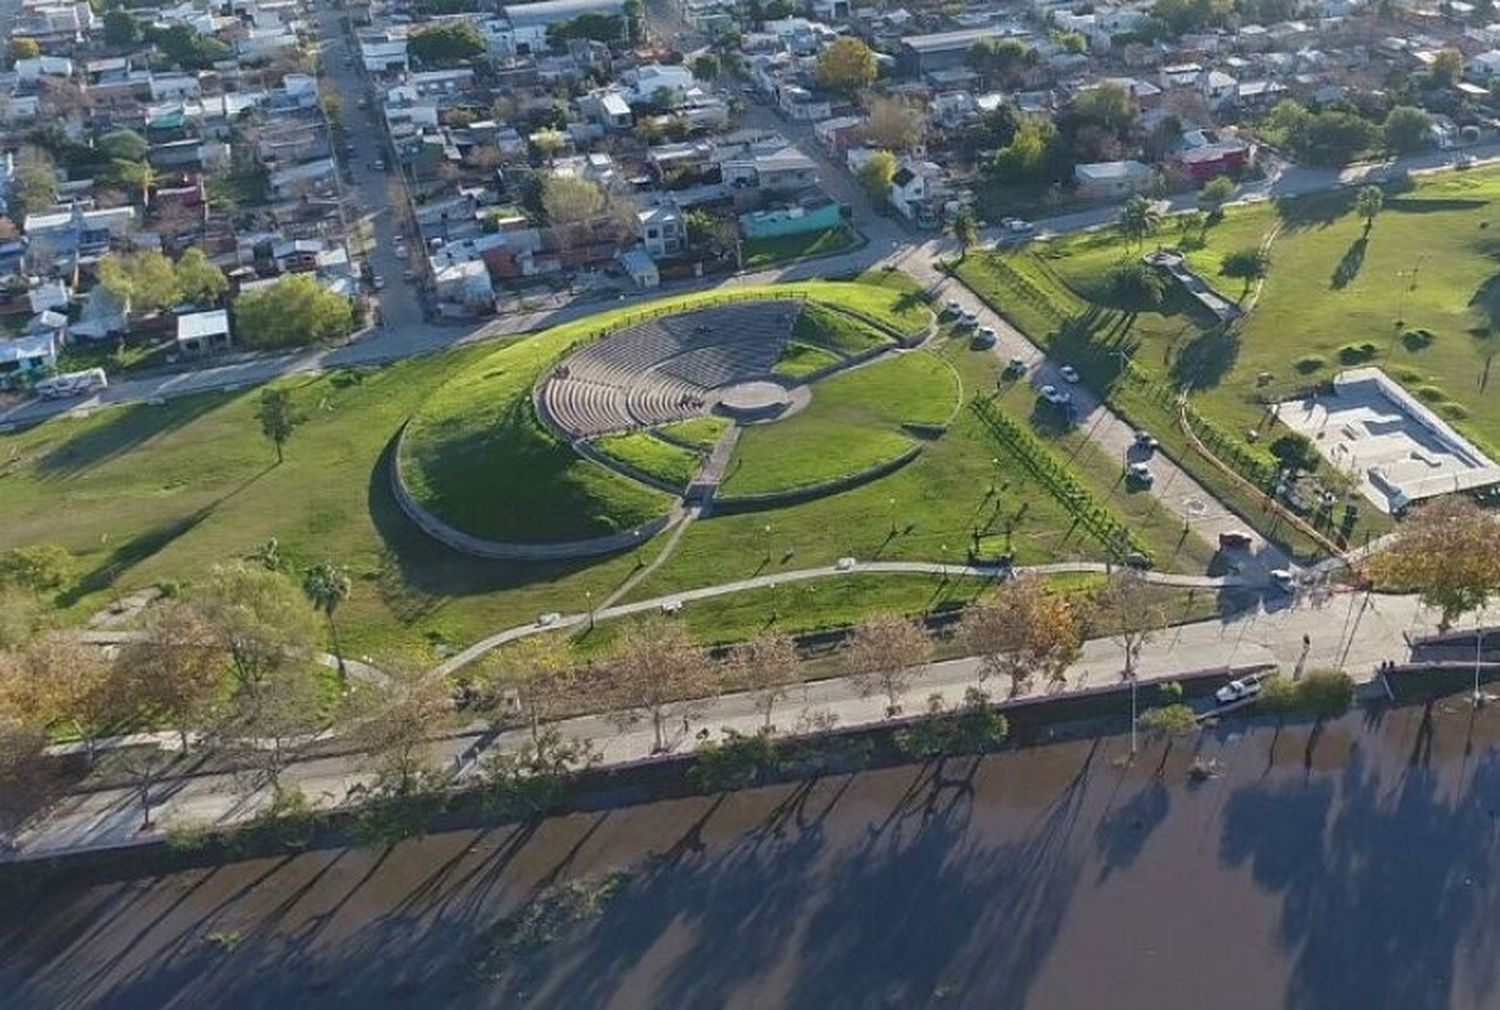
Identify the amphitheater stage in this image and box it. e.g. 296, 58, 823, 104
713, 381, 795, 423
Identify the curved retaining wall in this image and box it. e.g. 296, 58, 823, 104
391, 422, 678, 561
711, 442, 923, 515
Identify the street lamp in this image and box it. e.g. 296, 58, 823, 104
585, 589, 594, 632
888, 497, 898, 536
1475, 626, 1487, 708
763, 523, 773, 563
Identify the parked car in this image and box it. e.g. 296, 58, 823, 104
371, 274, 386, 290
35, 368, 107, 400
394, 241, 408, 258
1269, 568, 1297, 592
1126, 462, 1154, 487
943, 299, 963, 318
1039, 384, 1071, 406
1059, 365, 1081, 384
1125, 551, 1154, 570
957, 309, 978, 329
372, 158, 386, 172
1218, 530, 1253, 550
1004, 356, 1028, 378
1216, 671, 1270, 705
973, 326, 998, 348
1457, 154, 1476, 170
1133, 430, 1159, 452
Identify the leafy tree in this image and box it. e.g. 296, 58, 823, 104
13, 634, 127, 766
409, 22, 485, 65
98, 129, 148, 163
233, 274, 354, 349
683, 208, 716, 246
689, 728, 781, 791
1196, 175, 1235, 222
816, 36, 877, 96
987, 118, 1053, 183
948, 207, 979, 261
116, 602, 224, 751
530, 126, 568, 163
691, 53, 721, 79
1268, 432, 1318, 474
301, 563, 352, 681
175, 247, 228, 304
547, 13, 624, 43
862, 95, 926, 151
190, 564, 317, 697
256, 387, 303, 465
894, 688, 1008, 758
1431, 48, 1463, 86
149, 24, 231, 70
845, 613, 933, 717
1090, 572, 1167, 754
1117, 194, 1162, 247
1298, 670, 1355, 720
1110, 260, 1166, 307
1137, 703, 1197, 738
111, 158, 157, 206
1053, 29, 1087, 54
12, 151, 57, 218
541, 173, 608, 250
623, 0, 644, 41
1075, 82, 1138, 135
103, 9, 141, 46
1265, 99, 1312, 145
857, 149, 897, 206
8, 38, 40, 63
1301, 111, 1379, 166
1355, 184, 1384, 235
726, 633, 801, 731
0, 544, 77, 596
98, 251, 180, 314
966, 37, 1037, 87
1369, 496, 1500, 630
962, 575, 1081, 696
1221, 246, 1270, 280
1150, 0, 1228, 36
476, 635, 580, 744
607, 619, 714, 754
1383, 105, 1433, 153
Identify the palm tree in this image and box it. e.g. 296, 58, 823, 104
948, 207, 979, 261
302, 562, 352, 682
1355, 185, 1384, 236
1117, 194, 1161, 248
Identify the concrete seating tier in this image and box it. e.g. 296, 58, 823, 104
543, 302, 800, 437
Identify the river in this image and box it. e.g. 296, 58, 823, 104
6, 697, 1500, 1009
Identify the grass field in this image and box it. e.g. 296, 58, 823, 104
717, 351, 959, 498
591, 432, 703, 489
655, 415, 730, 450
742, 224, 860, 268
400, 280, 936, 543
793, 303, 893, 356
773, 341, 843, 380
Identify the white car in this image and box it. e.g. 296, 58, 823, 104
660, 599, 683, 614
1059, 365, 1081, 384
1216, 672, 1269, 705
1040, 384, 1071, 406
1127, 462, 1154, 487
836, 556, 857, 571
944, 299, 963, 317
537, 612, 561, 627
1269, 569, 1297, 592
394, 241, 408, 258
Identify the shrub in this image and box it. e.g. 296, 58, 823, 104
689, 729, 782, 791
1137, 704, 1198, 736
1294, 355, 1326, 374
1441, 402, 1470, 421
1394, 366, 1424, 383
1221, 246, 1270, 279
1298, 670, 1355, 719
1400, 328, 1436, 352
1337, 342, 1378, 365
1414, 384, 1448, 403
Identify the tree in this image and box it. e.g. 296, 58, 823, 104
607, 619, 714, 754
302, 563, 351, 682
1090, 572, 1167, 754
1117, 194, 1162, 247
1301, 111, 1379, 166
862, 95, 926, 152
1298, 670, 1355, 720
1383, 105, 1433, 153
98, 129, 149, 163
966, 37, 1036, 87
692, 53, 721, 79
12, 150, 58, 217
1110, 260, 1167, 307
225, 663, 326, 801
683, 208, 715, 247
623, 0, 644, 42
961, 575, 1081, 697
257, 387, 303, 465
175, 248, 228, 304
408, 22, 485, 64
1196, 175, 1235, 222
475, 635, 579, 745
845, 614, 933, 717
116, 602, 225, 751
0, 714, 56, 849
1075, 82, 1138, 135
8, 38, 39, 63
233, 274, 354, 349
987, 118, 1053, 183
541, 173, 607, 248
948, 207, 979, 261
816, 36, 877, 96
103, 8, 141, 46
191, 563, 317, 697
98, 250, 179, 313
1368, 496, 1500, 630
1268, 432, 1318, 474
1431, 47, 1464, 86
348, 673, 452, 795
857, 150, 897, 207
1136, 703, 1198, 770
1221, 246, 1270, 281
727, 633, 801, 731
111, 159, 156, 206
0, 544, 77, 596
13, 634, 127, 766
1355, 185, 1384, 235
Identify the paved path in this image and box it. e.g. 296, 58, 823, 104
8, 587, 1452, 862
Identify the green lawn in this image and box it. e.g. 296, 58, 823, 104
742, 224, 860, 268
793, 303, 893, 355
718, 351, 960, 498
400, 281, 935, 543
773, 341, 843, 380
591, 432, 703, 489
655, 414, 730, 450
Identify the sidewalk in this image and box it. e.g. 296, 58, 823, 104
7, 589, 1441, 863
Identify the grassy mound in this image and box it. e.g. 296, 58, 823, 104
793, 303, 893, 355
592, 432, 703, 490
774, 341, 842, 380
719, 351, 960, 498
655, 415, 731, 450
401, 281, 934, 542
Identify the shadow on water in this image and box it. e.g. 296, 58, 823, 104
33, 392, 228, 477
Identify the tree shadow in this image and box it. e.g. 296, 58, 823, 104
1170, 325, 1241, 390
33, 393, 229, 477
1093, 778, 1170, 882
1329, 237, 1368, 290
1468, 273, 1500, 333
1274, 188, 1356, 232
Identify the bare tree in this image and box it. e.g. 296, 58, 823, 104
962, 575, 1082, 696
1090, 572, 1168, 754
844, 614, 934, 717
727, 633, 802, 731
347, 673, 453, 795
0, 714, 56, 850
862, 95, 927, 152
116, 602, 224, 750
225, 664, 327, 802
607, 619, 714, 754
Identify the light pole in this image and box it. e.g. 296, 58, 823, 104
888, 497, 898, 536
585, 589, 594, 632
1475, 626, 1487, 708
763, 523, 773, 563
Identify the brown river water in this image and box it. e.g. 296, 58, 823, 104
7, 698, 1500, 1009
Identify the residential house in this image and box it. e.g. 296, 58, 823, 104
639, 203, 685, 259
175, 308, 232, 356
899, 26, 1029, 74
494, 0, 627, 55
1074, 159, 1153, 198
889, 157, 943, 224
739, 193, 842, 239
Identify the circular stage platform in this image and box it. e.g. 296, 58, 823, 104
715, 381, 794, 423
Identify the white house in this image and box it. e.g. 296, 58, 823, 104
638, 204, 685, 259
631, 64, 697, 105
360, 39, 409, 74
175, 309, 232, 356
433, 259, 493, 308
1074, 160, 1153, 198
1467, 49, 1500, 81
889, 157, 942, 222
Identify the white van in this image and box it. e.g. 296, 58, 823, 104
35, 368, 107, 400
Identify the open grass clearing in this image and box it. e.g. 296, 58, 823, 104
773, 341, 843, 381
655, 415, 731, 451
793, 303, 892, 356
591, 432, 702, 490
742, 224, 860, 268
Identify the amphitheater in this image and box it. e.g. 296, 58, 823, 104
540, 301, 803, 438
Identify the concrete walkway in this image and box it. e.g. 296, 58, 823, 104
7, 584, 1448, 863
